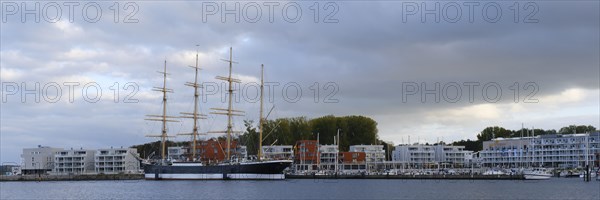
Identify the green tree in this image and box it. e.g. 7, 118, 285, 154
239, 120, 258, 155
452, 139, 481, 152
558, 125, 597, 134
241, 115, 380, 155
345, 115, 379, 146
260, 117, 312, 147
291, 117, 313, 142
311, 115, 340, 145
476, 126, 512, 141
378, 140, 395, 161
310, 115, 378, 151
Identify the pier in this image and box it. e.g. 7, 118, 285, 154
286, 174, 524, 180
0, 174, 144, 182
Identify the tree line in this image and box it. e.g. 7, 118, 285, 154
239, 115, 380, 156
131, 119, 596, 159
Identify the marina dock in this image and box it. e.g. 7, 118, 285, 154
0, 174, 144, 182
286, 174, 524, 180
1, 174, 524, 181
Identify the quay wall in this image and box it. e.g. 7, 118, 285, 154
0, 174, 144, 182
286, 174, 524, 180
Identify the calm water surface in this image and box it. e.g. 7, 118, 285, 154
1, 178, 598, 199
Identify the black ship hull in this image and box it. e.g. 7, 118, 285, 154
144, 160, 293, 180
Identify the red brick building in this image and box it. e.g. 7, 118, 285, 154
294, 140, 319, 164
339, 152, 366, 164
192, 139, 241, 163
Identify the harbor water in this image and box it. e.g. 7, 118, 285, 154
1, 178, 599, 199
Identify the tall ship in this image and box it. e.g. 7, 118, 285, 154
143, 47, 292, 180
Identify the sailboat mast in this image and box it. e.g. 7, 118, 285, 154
161, 60, 168, 160
209, 47, 244, 163
521, 123, 523, 168
145, 60, 178, 162
258, 64, 264, 161
191, 51, 200, 160
226, 47, 234, 161
317, 132, 320, 168
177, 46, 208, 161
336, 129, 340, 173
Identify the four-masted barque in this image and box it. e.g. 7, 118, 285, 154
143, 47, 292, 180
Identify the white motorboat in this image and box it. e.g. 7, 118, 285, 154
523, 168, 552, 180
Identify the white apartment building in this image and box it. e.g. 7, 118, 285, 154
393, 144, 436, 167
434, 145, 474, 167
319, 145, 339, 164
54, 149, 96, 174
392, 144, 473, 168
21, 146, 62, 174
167, 146, 187, 160
392, 144, 473, 167
95, 148, 140, 174
480, 132, 600, 168
262, 145, 293, 160
319, 145, 339, 171
350, 145, 385, 163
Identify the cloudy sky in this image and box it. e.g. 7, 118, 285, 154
1, 1, 598, 163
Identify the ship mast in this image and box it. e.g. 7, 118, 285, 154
178, 46, 207, 161
209, 47, 244, 162
258, 64, 264, 161
146, 60, 178, 161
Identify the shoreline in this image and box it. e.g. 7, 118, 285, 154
286, 174, 524, 180
0, 174, 144, 182
1, 174, 526, 181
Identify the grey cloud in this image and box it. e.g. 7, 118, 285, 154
1, 1, 599, 162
